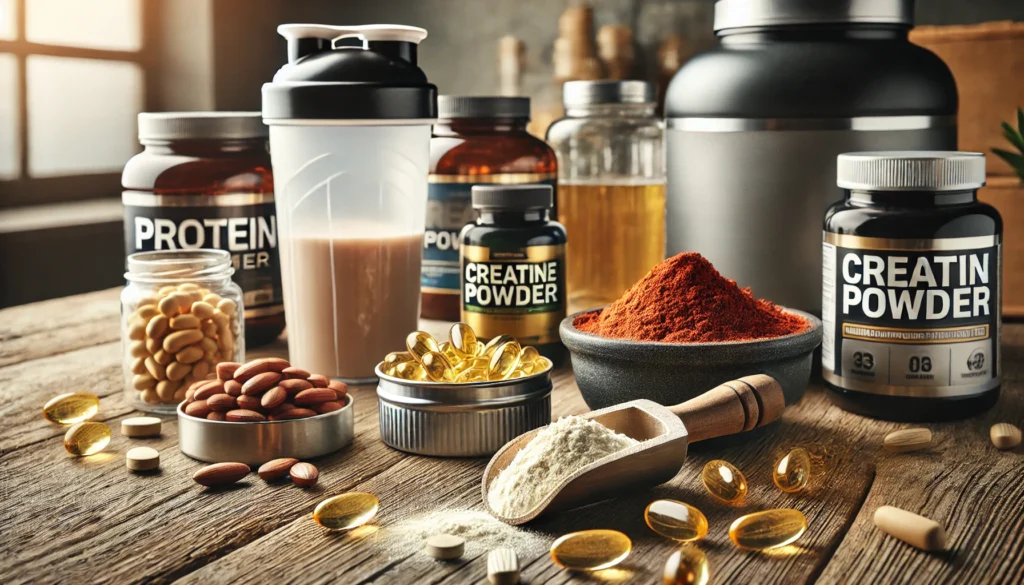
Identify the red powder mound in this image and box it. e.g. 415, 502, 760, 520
573, 252, 809, 343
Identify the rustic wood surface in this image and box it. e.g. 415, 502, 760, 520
0, 288, 1022, 584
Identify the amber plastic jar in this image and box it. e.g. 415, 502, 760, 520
423, 96, 557, 321
122, 112, 284, 348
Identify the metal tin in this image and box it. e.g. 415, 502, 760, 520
375, 365, 552, 457
177, 398, 354, 465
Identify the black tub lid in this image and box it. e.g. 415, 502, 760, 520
263, 24, 437, 122
714, 0, 913, 32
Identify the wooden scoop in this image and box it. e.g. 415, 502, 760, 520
482, 374, 785, 525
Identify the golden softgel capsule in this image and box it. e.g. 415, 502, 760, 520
550, 529, 631, 571
773, 447, 811, 493
449, 322, 479, 357
63, 422, 112, 456
702, 460, 747, 504
488, 340, 522, 380
645, 500, 708, 542
382, 351, 413, 374
43, 392, 99, 424
394, 362, 427, 381
482, 334, 515, 356
421, 351, 454, 382
728, 509, 807, 550
663, 545, 709, 585
406, 331, 440, 361
313, 492, 380, 531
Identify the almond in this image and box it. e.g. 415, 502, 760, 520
289, 462, 319, 487
217, 361, 242, 381
193, 380, 225, 401
241, 372, 283, 396
207, 393, 238, 412
261, 386, 288, 410
267, 402, 296, 416
192, 462, 250, 487
282, 366, 311, 379
307, 374, 329, 388
328, 381, 348, 398
224, 379, 243, 396
184, 400, 211, 418
269, 408, 317, 421
236, 395, 262, 410
314, 401, 344, 414
226, 409, 267, 422
206, 411, 226, 421
258, 458, 299, 481
233, 358, 291, 383
279, 379, 313, 394
294, 387, 336, 406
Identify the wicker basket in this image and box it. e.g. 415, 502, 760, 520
911, 21, 1024, 176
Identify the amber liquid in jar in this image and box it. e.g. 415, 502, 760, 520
559, 180, 666, 310
122, 113, 284, 347
424, 98, 557, 321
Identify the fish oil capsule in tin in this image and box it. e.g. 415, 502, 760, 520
645, 500, 708, 542
456, 367, 489, 383
42, 392, 100, 424
313, 492, 380, 531
728, 509, 807, 550
437, 342, 463, 367
63, 422, 112, 456
482, 334, 515, 356
773, 448, 812, 493
406, 331, 440, 361
382, 351, 413, 374
701, 460, 747, 504
550, 529, 631, 571
395, 362, 428, 381
449, 322, 479, 358
421, 351, 454, 382
488, 340, 522, 380
454, 356, 489, 375
663, 545, 709, 585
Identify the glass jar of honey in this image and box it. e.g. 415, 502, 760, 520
121, 112, 284, 348
424, 96, 557, 321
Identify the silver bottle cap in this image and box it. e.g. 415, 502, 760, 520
837, 151, 987, 192
714, 0, 913, 32
562, 80, 655, 108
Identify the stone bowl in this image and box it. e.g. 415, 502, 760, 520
560, 307, 822, 410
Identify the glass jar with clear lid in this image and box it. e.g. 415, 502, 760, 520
122, 250, 245, 414
545, 80, 666, 311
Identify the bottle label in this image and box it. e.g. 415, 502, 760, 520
821, 233, 1001, 398
423, 173, 556, 295
122, 191, 283, 318
461, 242, 565, 345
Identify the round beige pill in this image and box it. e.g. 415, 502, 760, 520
121, 416, 162, 438
126, 447, 160, 472
425, 534, 465, 560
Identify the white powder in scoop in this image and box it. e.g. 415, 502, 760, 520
487, 415, 638, 518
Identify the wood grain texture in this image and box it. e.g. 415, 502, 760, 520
0, 291, 1022, 584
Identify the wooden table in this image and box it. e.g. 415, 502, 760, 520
2, 289, 1023, 584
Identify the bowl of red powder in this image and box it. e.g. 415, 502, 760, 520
560, 253, 821, 409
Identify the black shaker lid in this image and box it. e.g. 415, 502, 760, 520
472, 184, 553, 210
262, 24, 437, 122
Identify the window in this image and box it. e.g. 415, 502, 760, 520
0, 0, 154, 207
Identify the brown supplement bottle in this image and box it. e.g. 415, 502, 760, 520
424, 96, 557, 321
122, 112, 284, 347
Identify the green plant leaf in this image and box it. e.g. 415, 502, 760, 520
1001, 121, 1024, 152
993, 147, 1024, 181
1018, 106, 1024, 134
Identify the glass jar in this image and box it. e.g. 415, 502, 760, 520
121, 112, 284, 348
122, 250, 245, 414
424, 96, 558, 321
546, 81, 666, 312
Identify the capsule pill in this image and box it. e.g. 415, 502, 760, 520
449, 322, 479, 357
63, 422, 112, 456
425, 534, 465, 560
990, 423, 1022, 450
42, 392, 99, 424
313, 492, 380, 531
663, 545, 709, 585
728, 509, 807, 550
550, 529, 631, 571
701, 459, 748, 504
421, 351, 454, 382
406, 331, 440, 361
488, 340, 522, 380
645, 500, 708, 542
121, 416, 162, 437
873, 505, 946, 551
126, 446, 160, 471
773, 447, 811, 493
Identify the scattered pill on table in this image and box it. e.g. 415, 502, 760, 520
873, 505, 946, 552
121, 416, 163, 438
883, 428, 932, 453
487, 547, 520, 585
990, 423, 1022, 450
425, 534, 465, 560
126, 447, 160, 472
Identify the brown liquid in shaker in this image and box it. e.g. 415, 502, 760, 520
279, 233, 422, 381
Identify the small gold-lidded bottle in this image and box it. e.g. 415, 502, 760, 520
313, 493, 380, 531
645, 500, 708, 542
63, 422, 112, 456
663, 545, 709, 585
43, 393, 100, 424
728, 509, 807, 550
550, 529, 631, 571
773, 447, 812, 493
701, 459, 748, 504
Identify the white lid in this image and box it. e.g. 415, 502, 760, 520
276, 24, 427, 45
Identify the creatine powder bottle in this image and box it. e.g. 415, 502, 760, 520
822, 152, 1001, 421
460, 184, 566, 363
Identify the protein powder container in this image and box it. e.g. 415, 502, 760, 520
424, 96, 557, 321
122, 112, 284, 347
665, 0, 958, 316
822, 152, 1000, 421
460, 184, 566, 363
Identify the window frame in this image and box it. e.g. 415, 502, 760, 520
0, 0, 158, 209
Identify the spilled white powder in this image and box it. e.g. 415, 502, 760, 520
487, 415, 638, 518
380, 509, 546, 558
